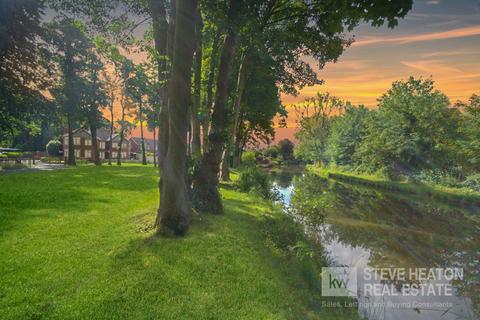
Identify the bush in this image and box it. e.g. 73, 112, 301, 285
46, 140, 62, 157
264, 146, 279, 159
241, 151, 256, 166
414, 169, 463, 188
463, 174, 480, 192
0, 163, 27, 170
234, 167, 274, 199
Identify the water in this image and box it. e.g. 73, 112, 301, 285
270, 167, 479, 320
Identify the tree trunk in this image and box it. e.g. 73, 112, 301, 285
191, 9, 202, 159
192, 0, 240, 214
108, 94, 114, 165
153, 126, 157, 167
220, 49, 248, 180
117, 96, 126, 166
156, 0, 197, 236
139, 98, 147, 165
202, 28, 221, 151
67, 114, 75, 165
90, 124, 101, 165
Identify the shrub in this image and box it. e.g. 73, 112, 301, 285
463, 174, 480, 192
234, 167, 274, 199
414, 169, 463, 188
263, 146, 279, 159
277, 139, 294, 160
46, 140, 62, 157
0, 163, 27, 170
241, 151, 256, 166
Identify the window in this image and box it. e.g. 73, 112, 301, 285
112, 152, 117, 158
64, 137, 68, 145
74, 137, 81, 145
64, 150, 68, 157
85, 139, 91, 146
99, 141, 105, 149
121, 152, 127, 159
99, 152, 104, 159
85, 150, 91, 158
74, 150, 80, 158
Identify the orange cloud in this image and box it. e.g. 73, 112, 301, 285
354, 25, 480, 46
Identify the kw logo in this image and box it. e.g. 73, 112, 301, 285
322, 267, 357, 297
329, 273, 348, 289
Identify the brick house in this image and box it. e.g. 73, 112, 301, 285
129, 137, 156, 159
62, 128, 130, 161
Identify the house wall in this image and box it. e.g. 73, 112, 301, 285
63, 130, 129, 161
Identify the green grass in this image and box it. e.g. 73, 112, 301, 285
309, 165, 480, 206
0, 164, 355, 319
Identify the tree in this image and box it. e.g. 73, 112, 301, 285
278, 139, 294, 161
192, 0, 242, 214
325, 104, 369, 166
0, 0, 53, 148
355, 77, 461, 176
156, 0, 198, 235
80, 50, 109, 165
47, 18, 92, 165
294, 93, 344, 164
457, 94, 480, 172
116, 58, 135, 165
127, 64, 150, 165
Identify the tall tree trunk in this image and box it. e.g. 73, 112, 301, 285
108, 94, 114, 165
90, 124, 101, 165
139, 98, 147, 165
191, 9, 202, 159
192, 0, 240, 214
202, 28, 221, 151
221, 49, 249, 180
117, 96, 126, 166
67, 114, 75, 165
153, 126, 157, 167
149, 0, 170, 229
156, 0, 197, 236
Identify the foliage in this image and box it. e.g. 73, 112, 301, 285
277, 139, 294, 161
326, 104, 369, 166
234, 167, 274, 200
241, 150, 256, 165
463, 174, 480, 192
355, 77, 460, 175
0, 0, 54, 148
46, 140, 62, 156
263, 146, 279, 159
0, 163, 28, 170
294, 93, 344, 163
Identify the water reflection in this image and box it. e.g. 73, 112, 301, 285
271, 169, 479, 320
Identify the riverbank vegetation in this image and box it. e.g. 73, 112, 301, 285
294, 78, 480, 195
0, 165, 357, 319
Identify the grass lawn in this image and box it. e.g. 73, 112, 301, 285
0, 164, 356, 319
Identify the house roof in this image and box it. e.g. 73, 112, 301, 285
63, 128, 120, 141
130, 137, 156, 150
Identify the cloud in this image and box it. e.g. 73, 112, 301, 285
353, 25, 480, 46
401, 60, 463, 74
419, 50, 475, 58
426, 0, 440, 5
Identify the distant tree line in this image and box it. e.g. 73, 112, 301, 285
295, 77, 480, 183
